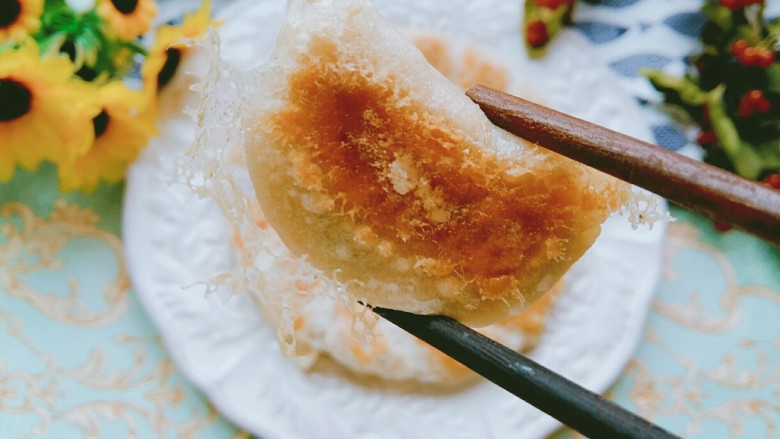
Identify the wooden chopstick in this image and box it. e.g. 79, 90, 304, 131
372, 84, 763, 438
373, 307, 679, 439
466, 84, 780, 246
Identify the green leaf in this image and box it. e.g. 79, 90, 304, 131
732, 142, 764, 179
767, 16, 780, 37
766, 64, 780, 94
701, 3, 733, 30
706, 86, 763, 178
76, 35, 98, 66
36, 32, 67, 55
643, 69, 709, 106
754, 139, 780, 169
44, 0, 68, 8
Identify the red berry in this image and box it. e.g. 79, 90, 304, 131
719, 0, 743, 10
536, 0, 563, 8
755, 49, 776, 69
738, 89, 771, 116
741, 47, 759, 66
754, 99, 771, 113
731, 47, 776, 69
536, 0, 573, 8
714, 221, 733, 232
527, 20, 549, 48
749, 89, 770, 112
731, 39, 749, 58
738, 99, 755, 117
732, 43, 775, 68
762, 173, 780, 189
696, 130, 717, 146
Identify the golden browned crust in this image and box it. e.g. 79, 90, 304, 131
245, 0, 631, 326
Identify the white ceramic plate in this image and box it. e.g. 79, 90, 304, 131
124, 1, 667, 438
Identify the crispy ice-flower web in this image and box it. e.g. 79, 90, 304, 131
175, 30, 370, 367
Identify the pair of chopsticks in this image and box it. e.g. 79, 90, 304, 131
374, 85, 780, 439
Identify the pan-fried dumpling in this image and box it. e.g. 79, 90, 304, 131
245, 0, 631, 326
258, 33, 564, 384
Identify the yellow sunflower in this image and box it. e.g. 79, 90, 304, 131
0, 0, 42, 43
0, 41, 99, 182
97, 0, 158, 41
141, 0, 219, 98
58, 81, 157, 192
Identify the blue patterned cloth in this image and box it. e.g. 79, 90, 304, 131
574, 0, 703, 155
573, 0, 778, 156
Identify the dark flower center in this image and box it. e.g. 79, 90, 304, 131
59, 41, 99, 81
60, 40, 77, 60
76, 65, 98, 82
110, 0, 139, 15
93, 110, 110, 137
0, 78, 32, 122
157, 47, 181, 89
0, 0, 21, 28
